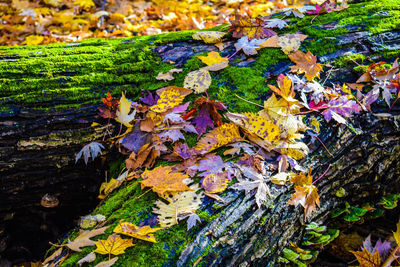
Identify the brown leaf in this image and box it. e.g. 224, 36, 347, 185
287, 184, 320, 219
94, 257, 119, 267
156, 68, 183, 81
350, 246, 381, 267
140, 117, 155, 132
288, 50, 323, 81
67, 226, 109, 252
43, 247, 62, 265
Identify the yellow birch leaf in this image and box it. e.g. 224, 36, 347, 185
184, 69, 212, 94
150, 86, 192, 113
94, 234, 134, 255
114, 222, 161, 243
194, 123, 243, 154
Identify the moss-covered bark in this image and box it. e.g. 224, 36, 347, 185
2, 0, 400, 265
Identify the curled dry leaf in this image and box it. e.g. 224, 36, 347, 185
78, 252, 96, 266
156, 68, 183, 81
94, 257, 119, 267
66, 226, 109, 252
43, 247, 62, 265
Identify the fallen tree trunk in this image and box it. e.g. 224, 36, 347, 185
1, 0, 400, 265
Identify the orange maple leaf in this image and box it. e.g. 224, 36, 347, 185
288, 50, 323, 81
140, 166, 192, 198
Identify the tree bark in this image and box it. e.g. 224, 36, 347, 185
1, 0, 400, 264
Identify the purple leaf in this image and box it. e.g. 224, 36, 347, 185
158, 129, 185, 142
192, 105, 214, 137
322, 96, 361, 123
120, 123, 151, 153
140, 90, 159, 106
182, 213, 201, 230
76, 142, 104, 165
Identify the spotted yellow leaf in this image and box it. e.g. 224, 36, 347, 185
150, 86, 192, 113
184, 69, 212, 94
192, 31, 226, 44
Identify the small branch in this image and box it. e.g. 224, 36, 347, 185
137, 188, 152, 199
234, 94, 263, 108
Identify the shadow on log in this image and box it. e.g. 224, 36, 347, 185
1, 0, 400, 265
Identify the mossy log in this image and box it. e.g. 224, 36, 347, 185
1, 0, 400, 265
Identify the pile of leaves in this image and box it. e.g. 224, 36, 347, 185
1, 0, 320, 46
43, 0, 400, 266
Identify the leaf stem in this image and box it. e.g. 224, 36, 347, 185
234, 94, 263, 108
228, 49, 241, 60
313, 131, 334, 157
312, 164, 331, 185
137, 188, 152, 199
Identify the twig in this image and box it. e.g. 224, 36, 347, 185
137, 188, 152, 199
234, 94, 263, 108
228, 49, 241, 60
313, 132, 334, 157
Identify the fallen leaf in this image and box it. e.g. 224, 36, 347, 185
289, 50, 323, 81
156, 68, 183, 81
78, 252, 96, 266
260, 34, 307, 54
153, 185, 203, 228
94, 257, 119, 267
140, 166, 192, 198
43, 247, 62, 265
350, 246, 381, 267
73, 0, 95, 10
192, 31, 226, 43
75, 142, 104, 165
183, 69, 212, 93
202, 172, 229, 194
234, 36, 266, 56
94, 234, 134, 255
229, 15, 276, 40
150, 86, 192, 113
278, 6, 316, 18
67, 226, 109, 252
198, 51, 228, 66
264, 18, 288, 29
116, 92, 136, 127
114, 222, 161, 243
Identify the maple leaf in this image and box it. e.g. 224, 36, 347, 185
194, 123, 243, 154
234, 36, 266, 56
140, 166, 192, 198
116, 92, 136, 127
229, 15, 276, 40
362, 235, 392, 259
94, 234, 134, 256
140, 91, 159, 106
185, 97, 226, 137
150, 86, 192, 113
156, 68, 183, 81
322, 96, 361, 124
180, 213, 201, 230
198, 51, 228, 66
260, 33, 307, 55
350, 246, 381, 267
75, 142, 104, 165
287, 171, 320, 219
152, 185, 203, 228
114, 221, 161, 243
73, 0, 95, 10
268, 74, 300, 107
192, 31, 226, 44
231, 165, 271, 208
66, 226, 109, 252
289, 50, 323, 81
183, 69, 212, 94
264, 18, 288, 29
119, 122, 152, 153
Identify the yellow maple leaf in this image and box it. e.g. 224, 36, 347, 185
198, 51, 228, 66
140, 166, 192, 198
183, 69, 212, 94
192, 31, 226, 44
94, 234, 134, 256
152, 185, 203, 228
194, 123, 242, 154
73, 0, 95, 10
24, 35, 44, 46
114, 222, 161, 243
289, 50, 323, 81
116, 92, 135, 127
268, 74, 299, 107
150, 86, 192, 113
